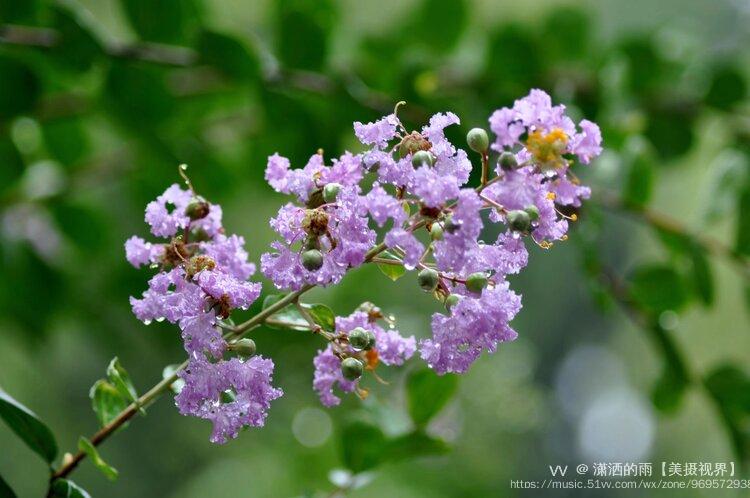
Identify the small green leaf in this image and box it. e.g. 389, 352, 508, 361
197, 30, 260, 82
623, 147, 655, 207
0, 56, 40, 120
78, 437, 118, 481
648, 324, 690, 414
409, 0, 467, 53
121, 0, 203, 44
340, 420, 387, 473
704, 365, 750, 462
89, 379, 128, 427
0, 473, 17, 498
50, 3, 103, 72
628, 264, 689, 315
736, 187, 750, 257
106, 358, 138, 405
377, 263, 406, 282
688, 245, 714, 306
304, 303, 336, 332
405, 368, 458, 427
263, 295, 309, 331
384, 430, 450, 462
0, 388, 58, 464
275, 0, 336, 71
48, 479, 91, 498
705, 65, 747, 111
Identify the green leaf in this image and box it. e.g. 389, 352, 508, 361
305, 303, 336, 332
78, 437, 118, 481
648, 324, 690, 413
0, 56, 40, 121
0, 473, 16, 498
688, 244, 714, 306
340, 420, 387, 473
406, 368, 459, 427
701, 149, 748, 223
384, 430, 450, 462
107, 358, 138, 404
162, 365, 185, 394
736, 187, 750, 257
622, 143, 655, 207
120, 0, 204, 44
197, 30, 260, 82
409, 0, 466, 53
43, 118, 89, 167
377, 262, 406, 282
48, 479, 91, 498
262, 294, 309, 331
705, 65, 747, 111
50, 3, 103, 72
0, 388, 58, 464
89, 380, 128, 427
628, 263, 689, 315
275, 0, 336, 71
704, 365, 750, 462
104, 62, 175, 129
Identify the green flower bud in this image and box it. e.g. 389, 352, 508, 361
323, 183, 342, 203
524, 204, 540, 222
301, 249, 324, 271
498, 152, 518, 170
445, 294, 460, 310
465, 272, 488, 294
466, 128, 489, 154
417, 268, 440, 292
220, 389, 236, 404
341, 357, 364, 381
233, 338, 256, 357
430, 223, 444, 240
506, 209, 531, 232
412, 150, 435, 167
348, 327, 375, 351
444, 216, 461, 234
185, 196, 210, 220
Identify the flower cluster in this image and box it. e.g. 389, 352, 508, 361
127, 89, 602, 441
126, 179, 281, 443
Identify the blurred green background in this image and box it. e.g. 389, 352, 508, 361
0, 0, 749, 496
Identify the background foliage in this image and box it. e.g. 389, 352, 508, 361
0, 0, 749, 496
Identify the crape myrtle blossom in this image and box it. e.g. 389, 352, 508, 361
127, 89, 602, 439
127, 181, 277, 443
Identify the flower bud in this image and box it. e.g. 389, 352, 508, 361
506, 209, 531, 232
185, 197, 210, 220
430, 223, 444, 240
412, 150, 435, 167
444, 216, 461, 234
417, 268, 440, 292
348, 327, 375, 351
233, 338, 256, 358
466, 128, 489, 154
498, 152, 518, 170
524, 204, 540, 222
445, 294, 460, 310
301, 249, 324, 271
220, 389, 236, 404
323, 183, 342, 203
341, 357, 364, 381
465, 272, 488, 294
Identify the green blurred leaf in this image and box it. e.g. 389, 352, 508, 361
409, 0, 466, 53
644, 103, 695, 161
736, 187, 750, 257
0, 56, 40, 121
104, 62, 175, 129
0, 473, 16, 498
377, 255, 406, 282
384, 430, 450, 462
541, 6, 590, 61
89, 380, 128, 427
485, 25, 541, 99
0, 135, 24, 188
649, 324, 690, 413
162, 365, 185, 394
262, 294, 310, 331
622, 146, 655, 207
120, 0, 204, 44
705, 65, 747, 111
406, 368, 458, 427
49, 479, 91, 498
704, 365, 750, 462
340, 420, 387, 472
275, 0, 336, 71
78, 437, 118, 481
0, 388, 58, 463
0, 0, 40, 23
688, 245, 714, 306
106, 358, 139, 406
197, 30, 260, 82
50, 3, 103, 72
628, 263, 689, 314
701, 149, 748, 223
43, 118, 89, 167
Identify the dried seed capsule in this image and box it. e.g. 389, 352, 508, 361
418, 268, 440, 292
341, 357, 364, 381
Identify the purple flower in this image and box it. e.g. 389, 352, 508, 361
363, 184, 406, 227
420, 282, 521, 374
144, 184, 222, 239
313, 345, 357, 407
354, 114, 399, 149
179, 311, 224, 359
384, 228, 423, 270
434, 189, 484, 271
196, 270, 261, 310
129, 268, 205, 324
336, 311, 416, 366
201, 234, 256, 280
570, 119, 603, 164
124, 236, 161, 268
176, 356, 283, 443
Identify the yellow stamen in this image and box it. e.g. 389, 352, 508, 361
526, 127, 569, 171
